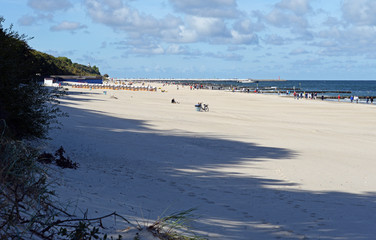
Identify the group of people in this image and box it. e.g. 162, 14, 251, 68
349, 96, 374, 104
190, 84, 205, 90
292, 92, 375, 104
293, 91, 318, 100
349, 96, 359, 103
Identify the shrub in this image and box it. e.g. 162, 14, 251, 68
0, 137, 53, 239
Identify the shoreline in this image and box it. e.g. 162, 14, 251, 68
65, 80, 376, 103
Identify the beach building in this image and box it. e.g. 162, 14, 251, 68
43, 77, 59, 87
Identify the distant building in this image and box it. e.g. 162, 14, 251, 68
50, 75, 103, 84
44, 77, 58, 86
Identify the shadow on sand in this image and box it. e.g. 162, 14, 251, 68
48, 102, 376, 240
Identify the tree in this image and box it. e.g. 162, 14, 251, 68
92, 65, 99, 73
0, 17, 63, 139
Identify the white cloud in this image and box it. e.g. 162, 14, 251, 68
84, 0, 181, 39
122, 42, 205, 58
18, 13, 53, 26
264, 8, 309, 29
205, 51, 243, 61
177, 25, 198, 43
186, 16, 230, 39
18, 15, 37, 26
166, 44, 184, 54
84, 0, 259, 48
315, 25, 376, 58
230, 30, 258, 45
289, 48, 309, 55
305, 0, 376, 60
322, 17, 342, 27
233, 19, 264, 34
102, 0, 123, 9
276, 0, 312, 15
226, 45, 246, 51
27, 0, 72, 12
131, 44, 165, 55
165, 44, 201, 56
263, 34, 289, 45
293, 57, 323, 66
341, 0, 376, 26
255, 0, 314, 42
168, 0, 239, 18
50, 21, 87, 32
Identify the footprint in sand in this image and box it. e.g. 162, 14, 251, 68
223, 205, 237, 212
187, 192, 196, 197
199, 197, 215, 204
242, 212, 253, 219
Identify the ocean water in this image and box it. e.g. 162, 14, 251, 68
203, 80, 376, 98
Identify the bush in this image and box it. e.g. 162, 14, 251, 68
0, 137, 53, 239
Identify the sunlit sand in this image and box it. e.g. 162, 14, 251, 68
47, 82, 376, 239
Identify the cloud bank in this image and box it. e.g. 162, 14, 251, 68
14, 0, 376, 78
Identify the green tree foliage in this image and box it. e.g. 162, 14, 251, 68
0, 17, 72, 139
29, 50, 101, 77
0, 16, 103, 139
0, 18, 34, 81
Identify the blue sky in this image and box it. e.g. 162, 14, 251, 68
1, 0, 376, 80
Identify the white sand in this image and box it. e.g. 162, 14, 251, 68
46, 83, 376, 239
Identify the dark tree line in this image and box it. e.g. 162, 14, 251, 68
31, 51, 101, 77
0, 16, 100, 139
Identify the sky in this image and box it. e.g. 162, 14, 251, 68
1, 0, 376, 80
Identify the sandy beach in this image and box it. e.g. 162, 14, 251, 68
46, 83, 376, 239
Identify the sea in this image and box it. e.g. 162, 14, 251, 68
193, 80, 376, 99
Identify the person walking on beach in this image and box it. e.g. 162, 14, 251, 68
371, 96, 374, 104
337, 94, 340, 102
